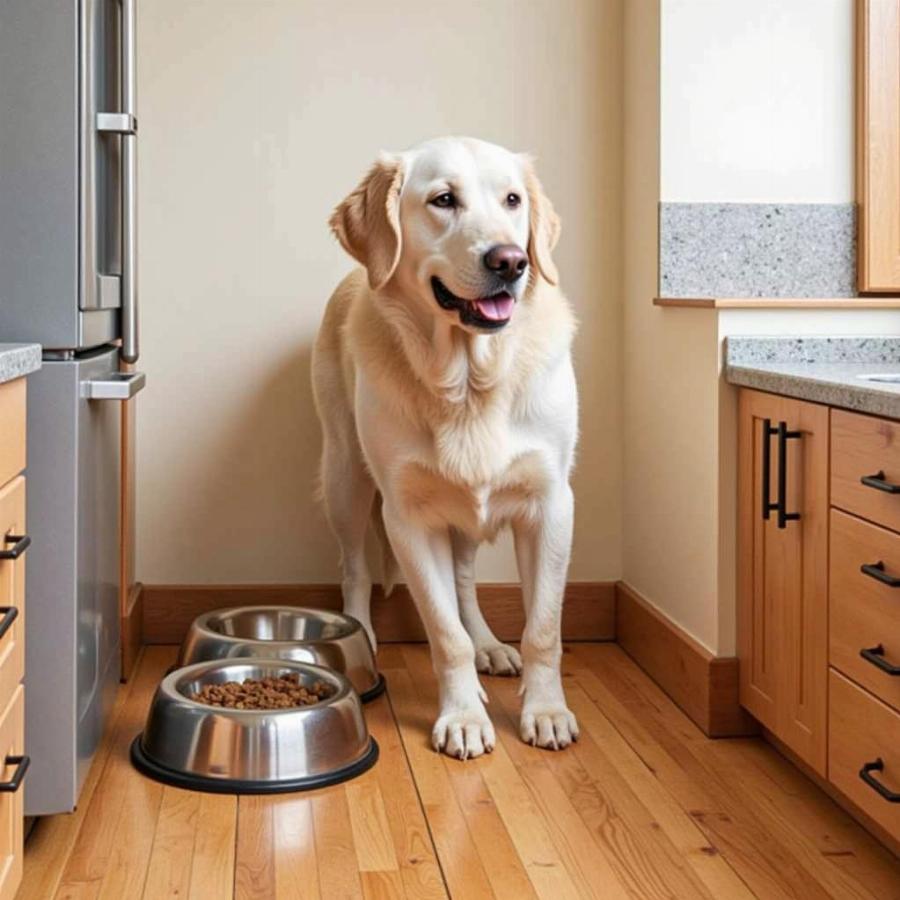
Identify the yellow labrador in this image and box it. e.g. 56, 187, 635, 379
312, 137, 578, 758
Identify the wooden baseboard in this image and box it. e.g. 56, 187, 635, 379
121, 582, 144, 682
142, 582, 616, 645
615, 581, 757, 738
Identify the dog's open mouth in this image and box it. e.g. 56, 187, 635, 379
431, 277, 515, 330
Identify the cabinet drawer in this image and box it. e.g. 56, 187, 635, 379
832, 409, 900, 533
829, 670, 900, 842
830, 510, 900, 713
0, 479, 25, 707
0, 381, 25, 490
0, 687, 24, 900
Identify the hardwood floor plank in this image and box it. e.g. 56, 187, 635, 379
273, 796, 320, 900
361, 692, 446, 899
443, 765, 538, 900
346, 781, 400, 873
359, 870, 405, 900
189, 794, 237, 900
20, 642, 900, 900
480, 664, 715, 900
141, 788, 201, 898
562, 680, 753, 899
54, 647, 174, 898
724, 738, 900, 896
311, 789, 365, 900
384, 661, 495, 899
484, 678, 631, 900
235, 795, 276, 900
19, 651, 142, 900
572, 644, 877, 900
398, 646, 582, 900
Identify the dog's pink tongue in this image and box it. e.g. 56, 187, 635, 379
475, 294, 515, 321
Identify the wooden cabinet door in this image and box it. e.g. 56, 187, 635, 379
858, 0, 900, 291
738, 389, 829, 775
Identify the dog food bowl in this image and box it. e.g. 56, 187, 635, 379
131, 659, 378, 793
176, 606, 385, 702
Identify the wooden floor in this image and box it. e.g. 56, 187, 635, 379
17, 643, 900, 900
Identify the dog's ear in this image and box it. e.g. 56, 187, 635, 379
329, 153, 404, 291
521, 157, 561, 286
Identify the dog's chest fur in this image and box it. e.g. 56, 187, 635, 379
347, 278, 574, 538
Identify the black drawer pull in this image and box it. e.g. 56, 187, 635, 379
761, 418, 777, 521
859, 758, 900, 803
860, 644, 900, 676
0, 534, 30, 560
861, 471, 900, 494
776, 421, 802, 529
860, 561, 900, 588
0, 607, 18, 642
0, 755, 29, 793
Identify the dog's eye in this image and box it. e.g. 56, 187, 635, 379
430, 192, 457, 209
505, 192, 522, 209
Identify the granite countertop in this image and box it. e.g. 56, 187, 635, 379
0, 344, 41, 385
725, 337, 900, 419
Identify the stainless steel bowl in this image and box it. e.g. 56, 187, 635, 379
176, 606, 384, 702
131, 659, 378, 793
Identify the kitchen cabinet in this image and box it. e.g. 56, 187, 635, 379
737, 389, 829, 775
858, 0, 900, 291
0, 378, 29, 899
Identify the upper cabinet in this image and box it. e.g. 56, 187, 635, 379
857, 0, 900, 292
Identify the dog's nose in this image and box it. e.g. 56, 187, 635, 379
483, 244, 528, 283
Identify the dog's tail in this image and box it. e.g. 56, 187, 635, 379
371, 492, 401, 598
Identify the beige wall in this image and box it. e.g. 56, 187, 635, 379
622, 0, 724, 653
135, 0, 624, 584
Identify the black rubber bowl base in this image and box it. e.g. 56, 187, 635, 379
360, 673, 387, 704
130, 735, 379, 795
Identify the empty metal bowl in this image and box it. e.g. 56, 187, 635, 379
176, 606, 384, 702
131, 659, 378, 793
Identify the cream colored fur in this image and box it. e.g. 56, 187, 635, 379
312, 137, 579, 758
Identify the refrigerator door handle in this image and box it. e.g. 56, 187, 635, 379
120, 0, 139, 364
82, 371, 146, 400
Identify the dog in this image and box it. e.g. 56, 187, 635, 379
312, 137, 579, 759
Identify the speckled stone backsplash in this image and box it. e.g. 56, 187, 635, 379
726, 336, 900, 365
659, 203, 856, 298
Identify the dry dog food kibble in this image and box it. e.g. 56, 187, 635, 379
191, 673, 333, 709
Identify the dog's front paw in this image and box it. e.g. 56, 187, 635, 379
474, 643, 522, 677
432, 708, 496, 760
520, 705, 579, 750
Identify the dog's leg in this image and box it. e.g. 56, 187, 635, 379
320, 443, 378, 650
451, 530, 522, 677
383, 507, 493, 759
513, 485, 578, 749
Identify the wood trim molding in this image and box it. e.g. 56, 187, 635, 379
142, 582, 616, 645
121, 582, 143, 682
654, 296, 900, 309
615, 581, 757, 738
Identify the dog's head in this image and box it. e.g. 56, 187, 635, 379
330, 137, 560, 333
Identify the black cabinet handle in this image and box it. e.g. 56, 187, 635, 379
0, 607, 18, 642
861, 471, 900, 494
761, 418, 777, 521
861, 560, 900, 587
859, 758, 900, 803
0, 534, 30, 560
0, 755, 29, 793
860, 644, 900, 676
776, 421, 802, 529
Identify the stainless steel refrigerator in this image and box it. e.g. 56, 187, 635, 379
0, 0, 146, 814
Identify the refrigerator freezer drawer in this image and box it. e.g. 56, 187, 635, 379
24, 349, 122, 815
